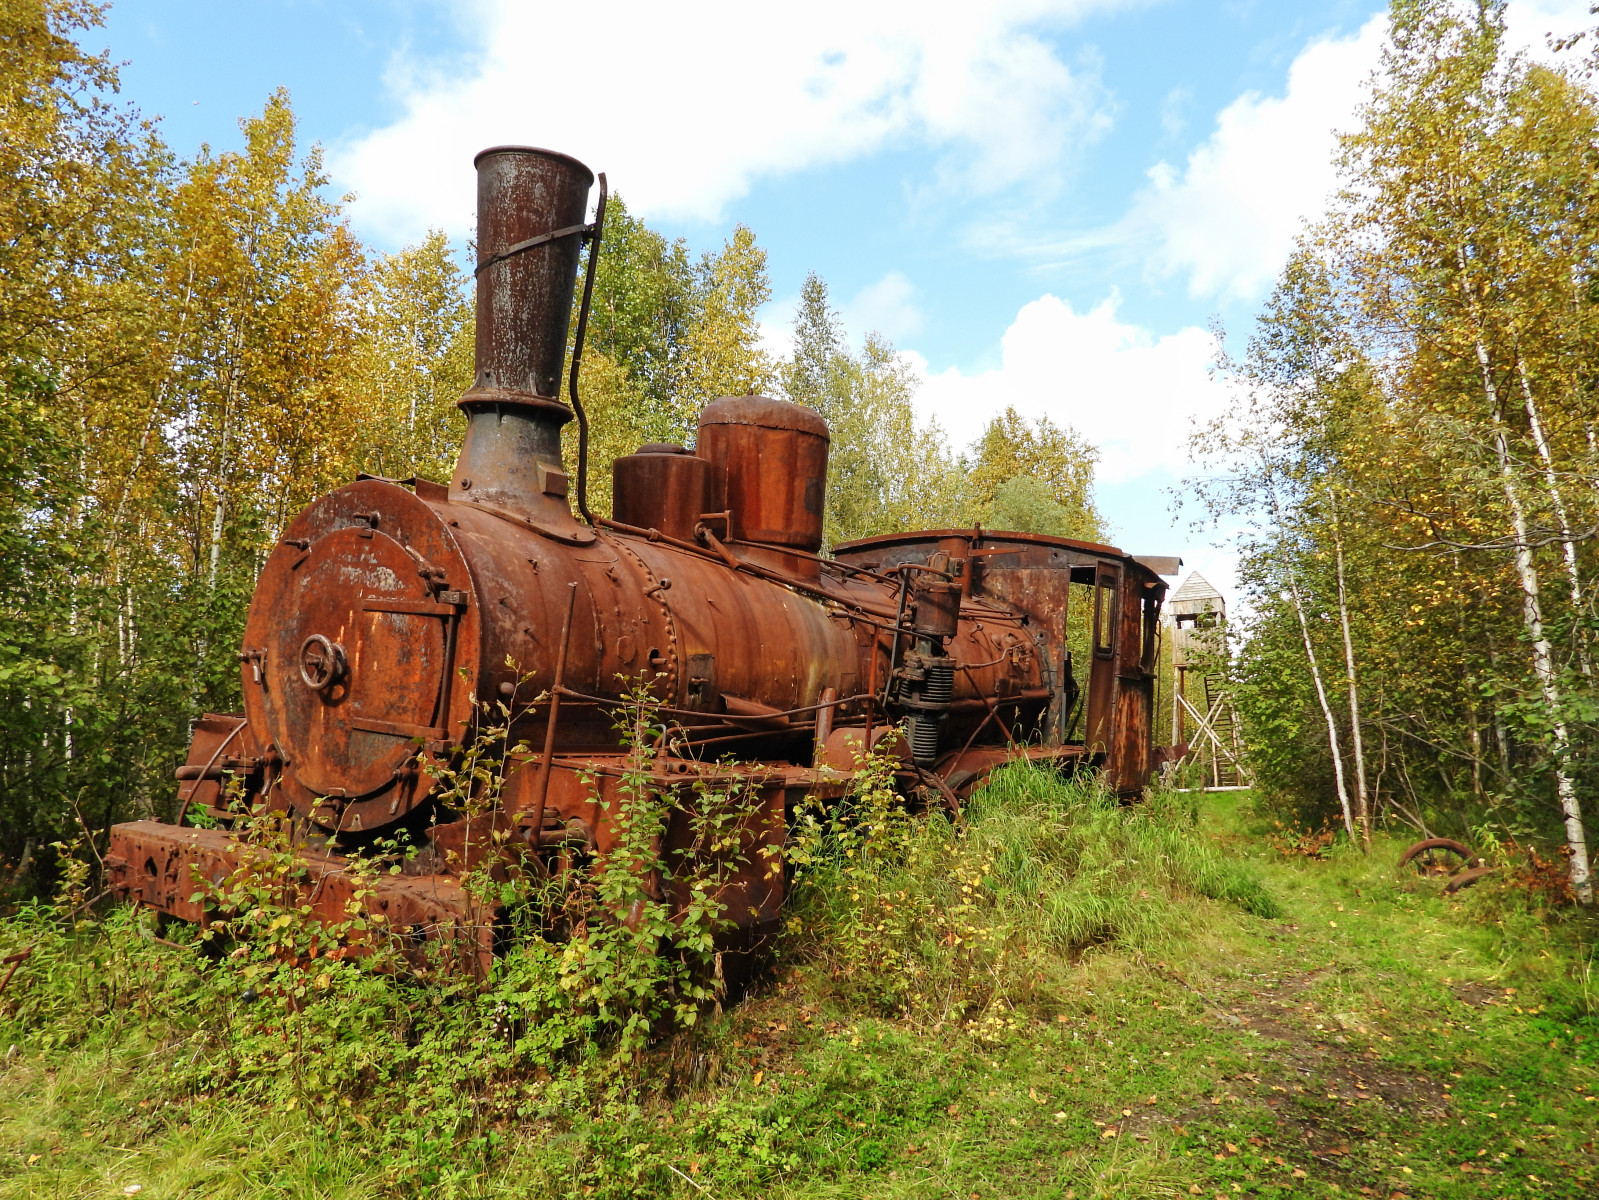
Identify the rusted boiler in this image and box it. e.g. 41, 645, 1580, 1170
107, 146, 1171, 957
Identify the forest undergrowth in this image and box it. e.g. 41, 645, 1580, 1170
0, 764, 1595, 1199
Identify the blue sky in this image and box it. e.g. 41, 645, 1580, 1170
99, 0, 1593, 596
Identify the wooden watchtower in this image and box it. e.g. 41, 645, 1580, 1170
1168, 572, 1246, 788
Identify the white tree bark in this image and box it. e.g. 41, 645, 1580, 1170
1478, 339, 1592, 903
1285, 566, 1356, 838
1329, 490, 1371, 850
112, 255, 197, 545
1516, 359, 1584, 637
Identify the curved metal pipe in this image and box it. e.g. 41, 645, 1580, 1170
568, 172, 608, 527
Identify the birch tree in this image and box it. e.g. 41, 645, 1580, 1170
1335, 0, 1594, 900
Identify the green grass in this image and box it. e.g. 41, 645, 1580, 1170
1, 769, 1595, 1198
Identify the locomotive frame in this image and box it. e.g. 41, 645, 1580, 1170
105, 146, 1173, 968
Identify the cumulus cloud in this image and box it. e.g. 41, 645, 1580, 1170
1125, 15, 1387, 303
1121, 0, 1594, 303
1503, 0, 1599, 48
911, 292, 1227, 482
843, 271, 925, 344
335, 0, 1130, 244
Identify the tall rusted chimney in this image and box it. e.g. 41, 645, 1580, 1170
450, 146, 594, 539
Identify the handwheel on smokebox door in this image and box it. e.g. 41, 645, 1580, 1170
1397, 837, 1477, 877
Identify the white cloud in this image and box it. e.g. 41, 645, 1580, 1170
843, 271, 924, 344
1503, 0, 1598, 49
1122, 1, 1595, 303
335, 0, 1130, 244
1126, 14, 1388, 303
911, 292, 1226, 481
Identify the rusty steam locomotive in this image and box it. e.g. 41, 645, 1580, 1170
107, 146, 1173, 958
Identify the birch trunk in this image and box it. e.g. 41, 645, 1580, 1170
111, 255, 197, 548
209, 320, 246, 589
1329, 490, 1371, 850
1477, 339, 1592, 903
1516, 358, 1585, 655
1286, 567, 1356, 838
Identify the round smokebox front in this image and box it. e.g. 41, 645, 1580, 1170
240, 480, 481, 832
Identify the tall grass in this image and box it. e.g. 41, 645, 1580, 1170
783, 760, 1279, 1031
967, 761, 1281, 938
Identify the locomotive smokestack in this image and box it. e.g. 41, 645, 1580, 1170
450, 146, 594, 534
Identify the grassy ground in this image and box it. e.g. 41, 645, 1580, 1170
0, 782, 1595, 1199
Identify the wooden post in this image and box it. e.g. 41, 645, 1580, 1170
1172, 665, 1185, 747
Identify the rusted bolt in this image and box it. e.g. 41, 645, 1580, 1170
460, 478, 473, 490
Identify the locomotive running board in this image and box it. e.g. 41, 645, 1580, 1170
106, 820, 490, 972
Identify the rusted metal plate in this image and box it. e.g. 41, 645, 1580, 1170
1085, 560, 1120, 757
241, 478, 480, 832
106, 820, 487, 970
661, 779, 787, 957
969, 567, 1073, 745
1133, 555, 1182, 577
174, 713, 260, 820
834, 527, 1130, 563
1108, 585, 1152, 795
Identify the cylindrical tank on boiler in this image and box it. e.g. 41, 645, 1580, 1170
611, 442, 720, 542
696, 396, 829, 553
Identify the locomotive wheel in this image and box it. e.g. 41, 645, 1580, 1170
1443, 865, 1497, 894
1398, 837, 1476, 876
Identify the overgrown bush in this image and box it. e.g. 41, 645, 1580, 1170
0, 689, 780, 1190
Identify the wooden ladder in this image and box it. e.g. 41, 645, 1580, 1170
1203, 672, 1240, 786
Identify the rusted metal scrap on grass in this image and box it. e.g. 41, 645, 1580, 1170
107, 145, 1179, 971
1398, 838, 1494, 893
0, 945, 31, 996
